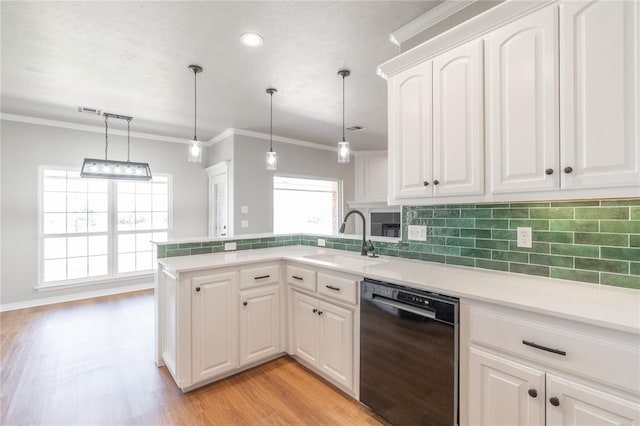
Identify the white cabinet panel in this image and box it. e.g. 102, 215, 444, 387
469, 347, 546, 426
355, 152, 388, 202
240, 285, 280, 366
293, 292, 319, 366
433, 39, 484, 196
560, 0, 640, 189
388, 61, 433, 201
318, 301, 353, 390
546, 374, 640, 426
486, 5, 560, 193
191, 272, 239, 383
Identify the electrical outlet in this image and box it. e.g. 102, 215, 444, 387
408, 225, 428, 242
517, 227, 532, 248
241, 220, 249, 228
224, 242, 236, 251
241, 206, 249, 213
317, 238, 326, 247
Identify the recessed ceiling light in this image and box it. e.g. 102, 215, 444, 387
240, 33, 263, 47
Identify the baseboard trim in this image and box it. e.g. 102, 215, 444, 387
0, 282, 154, 312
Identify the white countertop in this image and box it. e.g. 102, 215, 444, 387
151, 233, 401, 245
158, 246, 640, 334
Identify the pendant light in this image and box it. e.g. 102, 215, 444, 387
187, 64, 203, 163
80, 113, 152, 181
337, 68, 351, 163
265, 87, 278, 171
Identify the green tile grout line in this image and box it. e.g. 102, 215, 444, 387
155, 199, 640, 290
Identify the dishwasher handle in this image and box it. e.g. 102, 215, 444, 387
371, 294, 436, 320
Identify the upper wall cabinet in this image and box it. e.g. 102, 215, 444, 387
560, 0, 640, 189
354, 152, 388, 203
387, 40, 484, 205
485, 6, 560, 194
388, 61, 433, 202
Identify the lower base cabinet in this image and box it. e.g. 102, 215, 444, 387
240, 285, 281, 366
293, 291, 354, 391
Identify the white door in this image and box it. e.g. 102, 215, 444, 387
239, 285, 281, 366
432, 39, 484, 196
546, 373, 640, 426
388, 61, 433, 202
293, 292, 319, 366
468, 347, 545, 426
485, 5, 560, 193
192, 272, 239, 383
318, 301, 353, 391
560, 0, 640, 189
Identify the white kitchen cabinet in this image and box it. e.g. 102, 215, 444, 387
354, 152, 388, 203
192, 271, 239, 383
387, 60, 433, 202
560, 0, 640, 190
485, 5, 560, 194
292, 291, 354, 391
432, 39, 484, 197
240, 284, 281, 367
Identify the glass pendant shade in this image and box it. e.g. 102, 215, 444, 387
188, 139, 202, 162
266, 150, 278, 171
338, 140, 350, 163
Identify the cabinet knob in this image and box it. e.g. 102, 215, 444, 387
545, 168, 554, 175
318, 311, 323, 316
528, 388, 538, 398
423, 181, 429, 186
243, 301, 247, 306
549, 396, 560, 407
312, 308, 318, 313
564, 166, 573, 174
433, 180, 440, 185
195, 287, 201, 292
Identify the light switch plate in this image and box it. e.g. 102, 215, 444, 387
224, 242, 236, 251
317, 238, 326, 247
241, 206, 249, 213
408, 225, 427, 241
517, 227, 532, 248
241, 220, 249, 228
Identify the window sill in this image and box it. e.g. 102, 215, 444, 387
35, 272, 154, 292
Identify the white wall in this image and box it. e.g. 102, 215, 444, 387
232, 134, 355, 235
0, 119, 209, 305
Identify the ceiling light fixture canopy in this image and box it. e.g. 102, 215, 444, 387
337, 68, 351, 163
81, 113, 152, 181
241, 33, 264, 47
187, 64, 203, 163
265, 87, 278, 171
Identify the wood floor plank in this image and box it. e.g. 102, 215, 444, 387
0, 290, 383, 425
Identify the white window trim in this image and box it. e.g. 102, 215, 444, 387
36, 165, 173, 290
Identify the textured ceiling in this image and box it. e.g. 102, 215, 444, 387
1, 1, 439, 150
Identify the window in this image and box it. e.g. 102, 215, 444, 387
40, 168, 170, 286
273, 176, 340, 235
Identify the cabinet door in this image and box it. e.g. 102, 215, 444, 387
560, 0, 640, 189
546, 374, 640, 426
318, 301, 353, 391
355, 152, 388, 202
192, 272, 239, 383
468, 347, 545, 426
388, 61, 433, 201
239, 285, 281, 366
293, 292, 319, 366
486, 5, 560, 193
433, 39, 484, 196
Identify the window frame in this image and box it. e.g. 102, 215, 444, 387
272, 173, 343, 235
37, 165, 173, 289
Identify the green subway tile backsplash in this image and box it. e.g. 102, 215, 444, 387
155, 199, 640, 290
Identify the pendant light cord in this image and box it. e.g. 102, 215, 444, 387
269, 90, 273, 152
193, 69, 198, 141
104, 115, 109, 160
342, 73, 346, 142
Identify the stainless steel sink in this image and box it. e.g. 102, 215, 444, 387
302, 253, 385, 267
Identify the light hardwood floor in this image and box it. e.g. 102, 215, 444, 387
1, 290, 383, 425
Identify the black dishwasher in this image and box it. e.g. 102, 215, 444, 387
360, 279, 459, 426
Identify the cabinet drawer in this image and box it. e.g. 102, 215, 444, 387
286, 265, 316, 292
240, 264, 280, 289
317, 273, 357, 305
469, 306, 640, 394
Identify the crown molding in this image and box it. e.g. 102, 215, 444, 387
0, 113, 187, 144
389, 0, 477, 46
207, 128, 338, 152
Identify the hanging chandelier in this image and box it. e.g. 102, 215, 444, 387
337, 68, 351, 163
265, 87, 278, 171
187, 64, 203, 162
